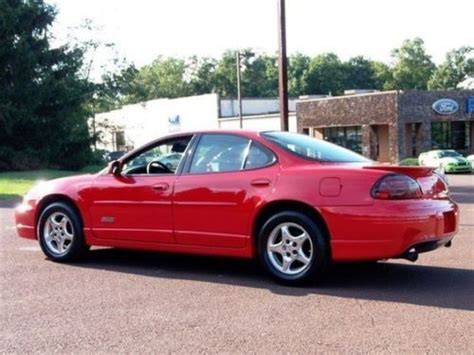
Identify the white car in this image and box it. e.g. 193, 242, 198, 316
467, 155, 474, 169
418, 150, 472, 174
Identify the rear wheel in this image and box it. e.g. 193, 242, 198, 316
38, 202, 88, 262
258, 211, 329, 285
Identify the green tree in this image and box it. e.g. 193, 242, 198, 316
131, 56, 191, 101
305, 53, 345, 95
288, 53, 310, 97
0, 0, 94, 170
370, 61, 393, 90
213, 50, 241, 97
343, 56, 378, 90
428, 46, 474, 89
389, 38, 436, 90
241, 51, 278, 97
188, 56, 218, 95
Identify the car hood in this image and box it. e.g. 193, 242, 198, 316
440, 157, 469, 164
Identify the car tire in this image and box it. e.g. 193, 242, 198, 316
38, 202, 89, 262
258, 211, 329, 286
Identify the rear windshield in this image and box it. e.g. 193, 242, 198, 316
262, 131, 371, 163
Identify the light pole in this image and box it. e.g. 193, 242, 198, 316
277, 0, 289, 131
236, 51, 243, 129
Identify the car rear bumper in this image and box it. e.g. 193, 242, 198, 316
15, 202, 37, 240
320, 199, 459, 261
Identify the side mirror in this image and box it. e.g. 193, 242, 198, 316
107, 160, 122, 176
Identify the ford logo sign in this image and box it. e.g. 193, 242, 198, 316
168, 114, 180, 124
432, 99, 459, 115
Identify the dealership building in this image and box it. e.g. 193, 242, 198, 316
297, 90, 474, 163
93, 94, 301, 151
93, 90, 474, 164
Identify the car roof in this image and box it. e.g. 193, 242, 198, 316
118, 129, 273, 162
170, 129, 266, 137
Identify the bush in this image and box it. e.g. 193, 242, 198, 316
399, 157, 419, 166
0, 146, 44, 171
53, 142, 93, 171
90, 149, 108, 164
0, 147, 14, 171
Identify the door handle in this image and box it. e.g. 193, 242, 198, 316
152, 183, 170, 191
250, 178, 271, 187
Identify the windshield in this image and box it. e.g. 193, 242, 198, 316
439, 150, 462, 158
262, 131, 371, 163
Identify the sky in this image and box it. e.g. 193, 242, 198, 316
50, 0, 474, 74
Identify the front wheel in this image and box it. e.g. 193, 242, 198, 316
258, 211, 329, 285
38, 202, 88, 262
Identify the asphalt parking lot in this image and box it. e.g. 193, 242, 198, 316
1, 174, 473, 353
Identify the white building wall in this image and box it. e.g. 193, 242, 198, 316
94, 94, 219, 151
220, 98, 297, 117
93, 94, 300, 152
218, 113, 297, 132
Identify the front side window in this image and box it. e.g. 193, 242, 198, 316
122, 136, 191, 175
262, 131, 370, 163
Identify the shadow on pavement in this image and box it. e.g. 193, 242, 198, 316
449, 183, 474, 203
71, 248, 474, 312
0, 196, 21, 208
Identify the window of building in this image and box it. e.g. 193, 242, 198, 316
431, 121, 470, 150
431, 122, 450, 149
114, 131, 125, 151
322, 126, 362, 154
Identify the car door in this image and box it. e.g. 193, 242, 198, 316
89, 135, 193, 243
173, 133, 279, 248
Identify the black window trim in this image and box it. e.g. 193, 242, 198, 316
117, 134, 197, 177
182, 132, 278, 176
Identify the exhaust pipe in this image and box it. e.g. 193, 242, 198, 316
401, 248, 418, 262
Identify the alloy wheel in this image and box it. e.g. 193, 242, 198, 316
266, 222, 314, 275
43, 212, 74, 256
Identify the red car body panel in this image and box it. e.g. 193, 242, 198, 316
15, 130, 459, 261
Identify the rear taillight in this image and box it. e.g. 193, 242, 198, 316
371, 174, 422, 200
433, 174, 449, 198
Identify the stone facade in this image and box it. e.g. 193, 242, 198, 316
296, 90, 474, 163
297, 91, 400, 162
397, 90, 474, 158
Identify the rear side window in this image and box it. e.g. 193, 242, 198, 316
190, 134, 249, 173
244, 142, 276, 170
189, 134, 276, 173
262, 131, 371, 163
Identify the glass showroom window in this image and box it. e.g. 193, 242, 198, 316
431, 122, 450, 149
322, 126, 362, 154
432, 121, 469, 150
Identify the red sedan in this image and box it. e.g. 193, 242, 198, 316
15, 130, 458, 285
